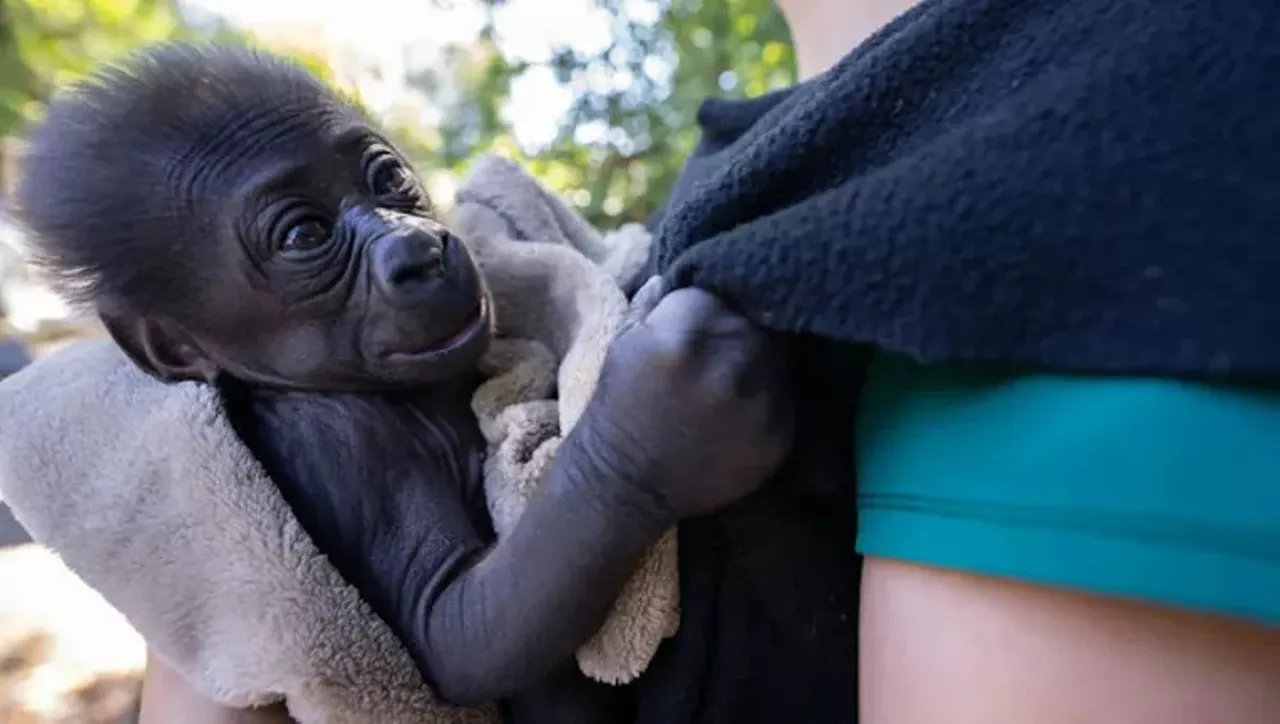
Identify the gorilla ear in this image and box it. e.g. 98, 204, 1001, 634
101, 313, 219, 384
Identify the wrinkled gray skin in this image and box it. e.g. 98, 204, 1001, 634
14, 43, 795, 722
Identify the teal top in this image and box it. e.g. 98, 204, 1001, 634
854, 352, 1280, 626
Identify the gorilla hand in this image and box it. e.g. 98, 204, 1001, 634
572, 277, 795, 521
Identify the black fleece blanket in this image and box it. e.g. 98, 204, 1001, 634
637, 0, 1280, 721
658, 0, 1280, 377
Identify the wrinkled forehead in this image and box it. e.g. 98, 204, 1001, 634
168, 97, 371, 183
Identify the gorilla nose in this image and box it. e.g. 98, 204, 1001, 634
373, 232, 447, 300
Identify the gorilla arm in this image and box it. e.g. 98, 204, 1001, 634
403, 430, 671, 706
251, 392, 670, 708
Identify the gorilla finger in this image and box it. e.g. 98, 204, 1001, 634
620, 276, 667, 334
644, 287, 732, 335
702, 304, 763, 343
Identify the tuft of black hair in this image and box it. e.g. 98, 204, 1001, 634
11, 41, 358, 315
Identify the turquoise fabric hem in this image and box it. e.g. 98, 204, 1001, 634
853, 351, 1280, 627
857, 503, 1280, 626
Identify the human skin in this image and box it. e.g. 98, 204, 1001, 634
138, 652, 295, 723
772, 1, 1280, 721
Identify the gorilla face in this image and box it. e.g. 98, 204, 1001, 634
180, 121, 492, 391
16, 44, 492, 392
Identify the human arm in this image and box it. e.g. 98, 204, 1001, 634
856, 353, 1280, 722
404, 437, 671, 705
138, 651, 295, 724
861, 559, 1280, 724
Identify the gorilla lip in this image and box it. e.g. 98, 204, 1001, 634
384, 297, 488, 362
437, 298, 488, 350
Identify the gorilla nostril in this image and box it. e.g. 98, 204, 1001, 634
388, 245, 443, 287
374, 230, 450, 299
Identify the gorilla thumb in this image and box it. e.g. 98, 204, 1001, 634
621, 275, 666, 332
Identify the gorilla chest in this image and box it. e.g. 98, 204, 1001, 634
227, 383, 492, 539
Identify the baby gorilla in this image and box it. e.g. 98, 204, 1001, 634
14, 44, 792, 721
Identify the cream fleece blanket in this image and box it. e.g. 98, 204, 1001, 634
0, 154, 678, 723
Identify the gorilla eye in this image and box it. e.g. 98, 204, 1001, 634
282, 220, 330, 253
365, 147, 426, 207
373, 164, 414, 195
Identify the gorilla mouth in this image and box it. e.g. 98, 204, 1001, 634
434, 298, 488, 350
384, 297, 489, 362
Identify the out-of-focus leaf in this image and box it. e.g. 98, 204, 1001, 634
395, 0, 795, 228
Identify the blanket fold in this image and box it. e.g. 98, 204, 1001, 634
0, 155, 677, 723
656, 0, 1280, 378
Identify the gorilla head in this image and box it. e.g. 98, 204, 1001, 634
15, 43, 490, 392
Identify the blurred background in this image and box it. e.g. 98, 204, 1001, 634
0, 0, 795, 721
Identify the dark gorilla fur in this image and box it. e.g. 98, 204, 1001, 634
13, 43, 649, 722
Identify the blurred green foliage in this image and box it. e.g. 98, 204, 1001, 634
0, 0, 337, 134
1, 0, 182, 140
0, 0, 795, 227
406, 0, 796, 226
0, 0, 334, 193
